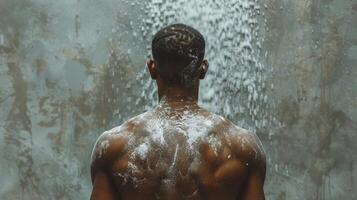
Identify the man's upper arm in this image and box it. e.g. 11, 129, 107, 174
239, 163, 266, 200
90, 132, 126, 200
91, 170, 118, 200
239, 133, 267, 200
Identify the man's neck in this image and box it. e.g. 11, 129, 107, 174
158, 86, 198, 103
158, 94, 200, 113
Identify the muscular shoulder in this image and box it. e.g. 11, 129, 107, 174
90, 113, 148, 180
91, 128, 127, 164
212, 115, 266, 170
228, 123, 266, 172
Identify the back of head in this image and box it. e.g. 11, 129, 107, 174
152, 24, 206, 87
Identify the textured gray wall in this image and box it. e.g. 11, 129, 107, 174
0, 0, 356, 199
261, 0, 357, 199
0, 0, 147, 199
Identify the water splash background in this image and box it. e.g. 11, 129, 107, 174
140, 0, 270, 131
0, 0, 356, 199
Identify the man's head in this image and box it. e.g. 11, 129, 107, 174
148, 24, 208, 88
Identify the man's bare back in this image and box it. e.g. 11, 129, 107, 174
90, 23, 266, 199
90, 100, 266, 200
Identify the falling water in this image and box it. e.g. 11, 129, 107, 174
106, 0, 272, 132
129, 0, 270, 131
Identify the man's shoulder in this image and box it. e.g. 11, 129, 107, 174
90, 112, 150, 165
215, 117, 266, 167
90, 127, 127, 167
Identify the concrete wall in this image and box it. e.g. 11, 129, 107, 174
0, 1, 147, 199
260, 0, 357, 199
0, 0, 356, 199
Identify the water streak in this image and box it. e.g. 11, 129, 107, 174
135, 0, 270, 131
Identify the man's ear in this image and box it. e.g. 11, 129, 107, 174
147, 59, 157, 79
199, 59, 209, 79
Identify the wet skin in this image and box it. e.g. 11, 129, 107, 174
90, 100, 266, 200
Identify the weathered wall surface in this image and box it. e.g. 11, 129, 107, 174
0, 0, 356, 199
0, 0, 148, 199
260, 0, 357, 199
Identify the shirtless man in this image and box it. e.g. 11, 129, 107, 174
90, 24, 266, 200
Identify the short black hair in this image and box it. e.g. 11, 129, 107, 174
152, 23, 205, 87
